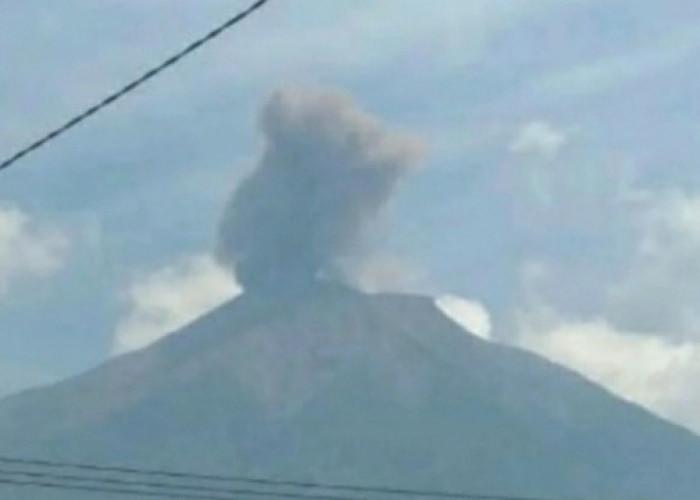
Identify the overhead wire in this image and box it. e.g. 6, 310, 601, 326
0, 476, 239, 500
0, 0, 270, 173
0, 476, 315, 500
0, 456, 579, 500
0, 467, 358, 500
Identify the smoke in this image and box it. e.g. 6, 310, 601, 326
217, 89, 422, 292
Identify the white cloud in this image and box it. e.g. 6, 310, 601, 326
534, 25, 700, 100
607, 191, 700, 338
198, 0, 591, 87
510, 121, 568, 159
517, 313, 700, 434
0, 205, 69, 293
113, 255, 240, 355
513, 186, 700, 434
506, 121, 572, 206
515, 188, 700, 433
435, 295, 492, 340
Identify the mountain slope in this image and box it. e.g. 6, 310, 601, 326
1, 284, 699, 499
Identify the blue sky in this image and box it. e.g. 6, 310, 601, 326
3, 0, 700, 431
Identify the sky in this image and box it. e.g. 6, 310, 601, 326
2, 0, 700, 433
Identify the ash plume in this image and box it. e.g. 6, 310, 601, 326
217, 89, 422, 292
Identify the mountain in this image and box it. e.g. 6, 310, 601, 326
1, 283, 700, 499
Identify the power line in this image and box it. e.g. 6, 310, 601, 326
0, 0, 270, 173
0, 476, 280, 500
0, 456, 576, 500
0, 476, 233, 500
0, 467, 358, 500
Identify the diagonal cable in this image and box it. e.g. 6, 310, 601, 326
0, 0, 270, 173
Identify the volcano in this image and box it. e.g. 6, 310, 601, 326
1, 283, 700, 499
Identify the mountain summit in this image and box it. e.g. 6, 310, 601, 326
1, 283, 700, 499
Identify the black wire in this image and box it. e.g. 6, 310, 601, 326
0, 0, 270, 173
0, 476, 244, 500
0, 466, 361, 500
0, 467, 359, 500
0, 456, 575, 500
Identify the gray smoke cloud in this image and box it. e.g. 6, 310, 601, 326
217, 88, 422, 292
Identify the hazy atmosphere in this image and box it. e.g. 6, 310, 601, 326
3, 0, 700, 441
